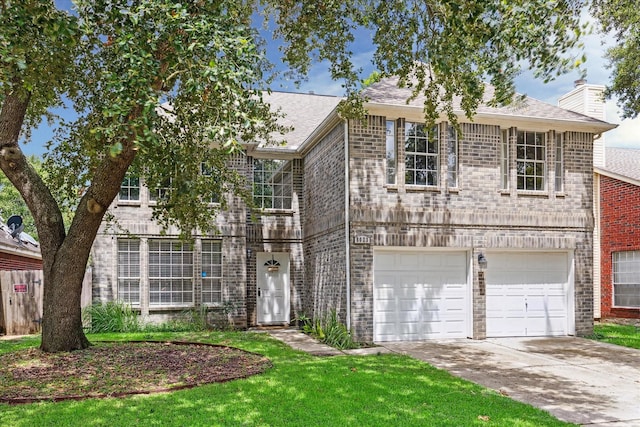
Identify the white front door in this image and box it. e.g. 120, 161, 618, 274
257, 252, 290, 324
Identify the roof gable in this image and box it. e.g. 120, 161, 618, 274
261, 91, 342, 151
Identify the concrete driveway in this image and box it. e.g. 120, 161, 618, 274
382, 337, 640, 426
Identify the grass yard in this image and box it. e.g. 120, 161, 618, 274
0, 331, 573, 427
591, 322, 640, 349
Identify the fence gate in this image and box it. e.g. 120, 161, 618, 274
0, 270, 44, 335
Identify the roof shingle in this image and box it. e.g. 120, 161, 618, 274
602, 147, 640, 183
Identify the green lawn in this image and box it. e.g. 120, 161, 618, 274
591, 322, 640, 349
0, 332, 574, 427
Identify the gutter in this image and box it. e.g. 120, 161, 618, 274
344, 119, 351, 332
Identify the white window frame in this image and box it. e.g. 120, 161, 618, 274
612, 250, 640, 308
500, 129, 509, 190
148, 240, 194, 307
118, 175, 140, 202
253, 159, 293, 210
386, 120, 397, 185
200, 163, 221, 205
201, 240, 223, 305
149, 178, 172, 203
516, 130, 546, 191
117, 239, 140, 306
446, 124, 458, 188
555, 132, 564, 192
404, 122, 439, 187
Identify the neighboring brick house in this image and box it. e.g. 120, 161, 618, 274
595, 147, 640, 320
91, 77, 616, 342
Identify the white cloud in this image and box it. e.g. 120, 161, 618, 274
603, 101, 640, 148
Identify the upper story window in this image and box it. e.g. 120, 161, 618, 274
253, 159, 293, 210
446, 125, 458, 188
613, 251, 640, 308
555, 132, 564, 192
405, 122, 438, 186
149, 178, 171, 202
201, 163, 220, 204
516, 131, 546, 191
386, 120, 397, 185
118, 176, 140, 202
500, 130, 509, 190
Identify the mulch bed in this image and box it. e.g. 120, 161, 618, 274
0, 341, 272, 404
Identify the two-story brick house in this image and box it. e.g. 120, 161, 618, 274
595, 147, 640, 320
91, 77, 615, 342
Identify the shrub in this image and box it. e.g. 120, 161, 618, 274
299, 310, 359, 350
82, 301, 140, 333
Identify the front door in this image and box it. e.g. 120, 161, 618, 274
256, 252, 290, 324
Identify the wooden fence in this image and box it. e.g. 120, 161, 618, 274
0, 268, 92, 336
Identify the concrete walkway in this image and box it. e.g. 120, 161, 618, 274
266, 329, 391, 356
267, 330, 640, 426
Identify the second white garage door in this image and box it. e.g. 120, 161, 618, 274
374, 251, 469, 342
485, 252, 572, 337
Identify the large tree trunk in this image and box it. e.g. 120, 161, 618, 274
2, 90, 136, 352
40, 246, 91, 352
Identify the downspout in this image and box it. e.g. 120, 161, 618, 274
344, 119, 351, 331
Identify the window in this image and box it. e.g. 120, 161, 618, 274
148, 240, 193, 306
118, 176, 140, 202
149, 178, 172, 202
253, 159, 293, 209
446, 125, 458, 188
201, 163, 220, 204
405, 122, 438, 186
117, 239, 140, 305
613, 251, 640, 308
516, 131, 546, 191
555, 132, 564, 192
201, 240, 223, 304
386, 120, 397, 185
501, 129, 509, 190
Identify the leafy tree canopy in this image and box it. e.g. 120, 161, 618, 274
0, 0, 587, 352
591, 0, 640, 119
0, 156, 51, 237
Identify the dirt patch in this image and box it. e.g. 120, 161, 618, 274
0, 341, 271, 404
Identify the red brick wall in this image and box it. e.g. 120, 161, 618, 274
600, 175, 640, 319
0, 252, 42, 271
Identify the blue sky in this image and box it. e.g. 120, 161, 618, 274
21, 2, 640, 156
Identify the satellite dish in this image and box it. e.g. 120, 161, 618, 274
7, 215, 24, 239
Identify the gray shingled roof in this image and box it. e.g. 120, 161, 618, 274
261, 77, 615, 153
602, 147, 640, 183
261, 91, 342, 150
362, 76, 611, 126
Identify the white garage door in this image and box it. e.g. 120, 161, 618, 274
486, 252, 571, 337
374, 251, 469, 342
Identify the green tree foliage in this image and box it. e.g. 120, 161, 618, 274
591, 0, 640, 118
0, 0, 586, 352
0, 156, 43, 236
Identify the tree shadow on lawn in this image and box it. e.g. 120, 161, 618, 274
1, 347, 571, 427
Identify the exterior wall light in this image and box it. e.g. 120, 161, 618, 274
478, 253, 488, 270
